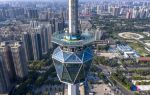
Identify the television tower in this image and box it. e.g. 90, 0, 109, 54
52, 0, 94, 95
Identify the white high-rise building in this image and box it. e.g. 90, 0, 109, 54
132, 8, 139, 19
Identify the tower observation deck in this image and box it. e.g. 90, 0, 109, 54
52, 0, 94, 95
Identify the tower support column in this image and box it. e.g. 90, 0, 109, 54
68, 84, 77, 95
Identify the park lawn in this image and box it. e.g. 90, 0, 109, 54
128, 42, 149, 57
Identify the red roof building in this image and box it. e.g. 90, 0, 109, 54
138, 57, 150, 62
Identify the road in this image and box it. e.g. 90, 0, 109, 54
98, 64, 134, 95
127, 66, 150, 70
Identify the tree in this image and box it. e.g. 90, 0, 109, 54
43, 91, 49, 95
35, 76, 45, 87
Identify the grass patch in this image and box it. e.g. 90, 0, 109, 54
128, 41, 149, 57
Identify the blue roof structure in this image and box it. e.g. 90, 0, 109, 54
117, 44, 140, 58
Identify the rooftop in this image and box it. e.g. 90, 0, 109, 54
138, 57, 150, 62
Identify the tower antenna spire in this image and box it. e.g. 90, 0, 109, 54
69, 0, 78, 35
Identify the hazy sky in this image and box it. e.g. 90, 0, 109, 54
0, 0, 67, 1
0, 0, 86, 1
0, 0, 149, 2
0, 0, 113, 1
0, 0, 111, 1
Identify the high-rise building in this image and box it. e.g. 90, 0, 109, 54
0, 9, 4, 19
132, 7, 139, 18
95, 28, 103, 41
0, 42, 16, 82
39, 11, 48, 21
63, 10, 69, 21
27, 9, 39, 19
108, 6, 120, 16
113, 7, 120, 16
46, 24, 53, 49
50, 19, 56, 34
40, 25, 49, 54
52, 0, 94, 95
55, 20, 59, 33
11, 42, 28, 79
126, 10, 132, 19
139, 7, 145, 18
22, 32, 34, 61
96, 5, 101, 15
54, 19, 65, 34
30, 21, 39, 28
0, 56, 11, 93
31, 32, 42, 60
145, 9, 150, 18
58, 21, 65, 32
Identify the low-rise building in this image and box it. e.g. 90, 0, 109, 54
137, 57, 150, 63
117, 44, 140, 59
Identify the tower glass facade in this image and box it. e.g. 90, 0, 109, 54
52, 47, 93, 84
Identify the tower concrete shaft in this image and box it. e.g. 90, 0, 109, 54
69, 0, 78, 35
68, 84, 77, 95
